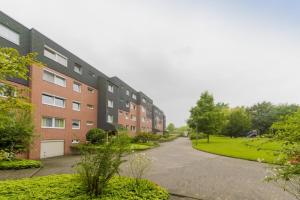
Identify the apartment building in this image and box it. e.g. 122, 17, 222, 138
0, 11, 165, 159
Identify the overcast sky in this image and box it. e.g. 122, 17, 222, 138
1, 0, 300, 126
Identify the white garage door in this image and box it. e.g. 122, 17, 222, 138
40, 140, 64, 159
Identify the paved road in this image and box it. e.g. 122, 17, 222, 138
123, 137, 295, 200
0, 138, 296, 200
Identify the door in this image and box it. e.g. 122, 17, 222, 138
40, 140, 64, 159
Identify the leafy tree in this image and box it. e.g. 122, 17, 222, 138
0, 48, 41, 155
247, 102, 299, 134
86, 128, 106, 144
267, 110, 300, 199
188, 91, 225, 143
224, 107, 252, 138
167, 123, 175, 132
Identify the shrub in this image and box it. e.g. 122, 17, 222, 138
0, 174, 169, 199
77, 135, 130, 196
126, 153, 152, 187
0, 150, 15, 161
86, 128, 106, 144
189, 132, 206, 140
132, 133, 161, 143
0, 159, 41, 170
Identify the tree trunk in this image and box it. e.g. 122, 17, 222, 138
207, 134, 210, 143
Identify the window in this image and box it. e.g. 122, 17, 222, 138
108, 100, 114, 108
73, 82, 81, 93
107, 115, 113, 123
72, 102, 81, 111
126, 90, 130, 96
42, 94, 65, 108
142, 98, 146, 103
0, 24, 19, 45
87, 104, 94, 110
42, 117, 65, 128
125, 113, 129, 120
43, 70, 66, 87
72, 139, 80, 144
132, 93, 137, 100
108, 85, 114, 93
126, 102, 130, 108
74, 63, 82, 74
130, 103, 136, 110
142, 117, 145, 123
0, 83, 16, 97
131, 115, 136, 121
141, 106, 146, 113
86, 121, 94, 126
87, 87, 94, 93
44, 46, 68, 66
72, 120, 80, 129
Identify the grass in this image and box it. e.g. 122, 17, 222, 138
192, 136, 283, 164
130, 143, 155, 151
0, 174, 169, 200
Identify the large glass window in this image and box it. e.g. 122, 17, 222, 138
44, 46, 68, 67
42, 94, 65, 108
43, 70, 66, 87
0, 24, 20, 45
42, 117, 65, 128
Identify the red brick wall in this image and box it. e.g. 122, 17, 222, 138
137, 105, 152, 133
29, 65, 98, 159
118, 102, 138, 136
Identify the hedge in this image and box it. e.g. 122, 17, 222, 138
0, 174, 169, 200
0, 159, 41, 170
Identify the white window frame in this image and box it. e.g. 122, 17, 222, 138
108, 85, 114, 93
42, 93, 66, 108
41, 117, 65, 129
72, 119, 81, 129
74, 63, 82, 74
126, 90, 130, 96
125, 113, 129, 120
73, 82, 81, 93
132, 93, 137, 100
44, 45, 68, 67
141, 106, 146, 113
0, 23, 20, 45
43, 70, 66, 87
107, 115, 114, 123
72, 101, 81, 111
108, 100, 114, 108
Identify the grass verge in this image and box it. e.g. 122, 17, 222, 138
192, 136, 283, 164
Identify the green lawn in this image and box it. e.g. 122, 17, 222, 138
192, 136, 283, 164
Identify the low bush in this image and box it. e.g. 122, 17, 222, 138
0, 159, 41, 170
159, 134, 180, 143
132, 133, 161, 143
86, 128, 106, 144
0, 174, 169, 199
189, 132, 207, 140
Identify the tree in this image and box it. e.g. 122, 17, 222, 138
167, 123, 175, 132
224, 107, 252, 138
188, 91, 225, 143
247, 102, 299, 134
266, 110, 300, 199
0, 47, 41, 155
